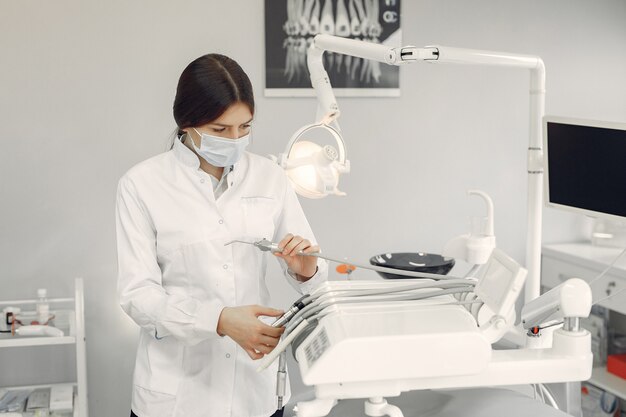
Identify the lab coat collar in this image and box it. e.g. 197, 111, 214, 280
172, 136, 201, 169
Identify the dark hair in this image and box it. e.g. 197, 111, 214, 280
173, 54, 254, 138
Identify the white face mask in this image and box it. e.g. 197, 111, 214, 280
190, 128, 250, 167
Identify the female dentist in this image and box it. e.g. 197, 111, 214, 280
116, 53, 328, 417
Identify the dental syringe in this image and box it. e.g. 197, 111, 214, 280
224, 238, 320, 256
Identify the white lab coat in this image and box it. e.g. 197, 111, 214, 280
115, 139, 328, 417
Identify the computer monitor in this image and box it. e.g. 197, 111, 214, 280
544, 116, 626, 221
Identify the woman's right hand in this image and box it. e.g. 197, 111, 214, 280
217, 305, 285, 360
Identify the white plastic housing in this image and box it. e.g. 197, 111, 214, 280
291, 280, 592, 417
296, 301, 492, 386
474, 248, 528, 317
521, 278, 592, 329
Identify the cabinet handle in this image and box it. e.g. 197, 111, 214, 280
606, 281, 616, 296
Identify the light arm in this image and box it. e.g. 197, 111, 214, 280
307, 34, 433, 124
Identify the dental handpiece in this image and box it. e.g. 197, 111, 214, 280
253, 238, 321, 257
273, 296, 310, 409
224, 238, 320, 257
253, 238, 282, 253
271, 295, 309, 328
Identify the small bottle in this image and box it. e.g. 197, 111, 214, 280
36, 288, 49, 325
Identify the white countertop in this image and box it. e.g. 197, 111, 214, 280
543, 242, 626, 276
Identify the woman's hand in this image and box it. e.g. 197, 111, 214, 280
217, 305, 285, 360
274, 234, 319, 280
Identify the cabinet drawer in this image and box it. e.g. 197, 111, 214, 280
542, 255, 626, 315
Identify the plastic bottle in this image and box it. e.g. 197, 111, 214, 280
36, 288, 49, 325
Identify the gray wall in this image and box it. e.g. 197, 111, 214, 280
1, 1, 625, 415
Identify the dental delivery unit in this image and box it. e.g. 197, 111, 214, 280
226, 233, 593, 417
224, 33, 615, 417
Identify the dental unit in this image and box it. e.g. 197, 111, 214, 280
242, 32, 613, 417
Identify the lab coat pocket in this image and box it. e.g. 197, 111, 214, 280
241, 196, 278, 240
161, 238, 230, 300
135, 333, 184, 396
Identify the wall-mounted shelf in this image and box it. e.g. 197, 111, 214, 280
589, 367, 626, 400
0, 335, 76, 348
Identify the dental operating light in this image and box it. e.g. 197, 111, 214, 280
283, 34, 545, 303
277, 121, 350, 199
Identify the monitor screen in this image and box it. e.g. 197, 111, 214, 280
544, 117, 626, 220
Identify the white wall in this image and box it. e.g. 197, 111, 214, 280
1, 1, 625, 415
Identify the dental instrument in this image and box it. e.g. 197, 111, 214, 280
224, 238, 466, 281
225, 236, 484, 336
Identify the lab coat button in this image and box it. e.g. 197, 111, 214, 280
200, 178, 205, 184
226, 353, 231, 358
223, 264, 228, 269
218, 219, 224, 224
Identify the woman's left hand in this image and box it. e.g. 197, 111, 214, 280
274, 234, 319, 281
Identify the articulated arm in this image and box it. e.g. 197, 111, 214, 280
307, 34, 434, 123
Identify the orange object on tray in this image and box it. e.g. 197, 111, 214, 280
336, 264, 356, 274
607, 354, 626, 380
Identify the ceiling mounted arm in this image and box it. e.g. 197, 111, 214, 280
307, 34, 436, 124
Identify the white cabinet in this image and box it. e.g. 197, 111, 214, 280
542, 243, 626, 315
542, 243, 626, 404
0, 278, 88, 416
